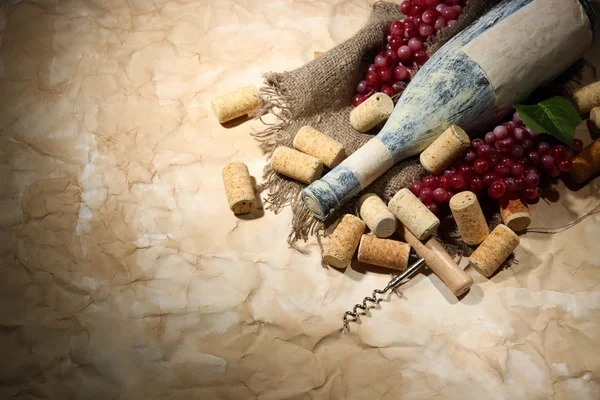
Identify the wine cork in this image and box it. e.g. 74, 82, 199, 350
572, 81, 600, 114
569, 138, 600, 183
420, 125, 471, 175
358, 193, 397, 238
357, 235, 410, 271
469, 224, 520, 278
211, 85, 262, 123
271, 146, 324, 184
449, 191, 489, 246
323, 214, 366, 268
293, 126, 346, 168
314, 51, 325, 59
388, 188, 439, 240
398, 225, 473, 297
500, 198, 531, 232
349, 92, 394, 133
222, 162, 255, 214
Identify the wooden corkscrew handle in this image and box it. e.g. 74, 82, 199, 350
398, 225, 473, 297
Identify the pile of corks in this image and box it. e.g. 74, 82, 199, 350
213, 80, 600, 294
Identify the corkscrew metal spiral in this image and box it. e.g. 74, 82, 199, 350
341, 258, 426, 332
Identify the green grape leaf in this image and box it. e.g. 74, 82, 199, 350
513, 96, 582, 146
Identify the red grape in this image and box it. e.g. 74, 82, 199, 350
522, 139, 533, 150
352, 94, 365, 107
435, 3, 447, 13
485, 132, 496, 144
470, 176, 484, 193
422, 9, 438, 25
393, 65, 408, 80
488, 180, 506, 199
389, 36, 403, 50
440, 6, 457, 20
452, 5, 463, 15
498, 137, 514, 151
503, 121, 516, 133
537, 142, 551, 156
409, 180, 423, 195
540, 154, 555, 170
551, 145, 568, 161
494, 162, 510, 177
419, 187, 434, 203
524, 187, 538, 200
384, 49, 398, 64
528, 151, 540, 165
433, 187, 448, 203
423, 175, 439, 189
511, 145, 524, 158
515, 176, 524, 191
447, 19, 457, 27
408, 37, 424, 51
513, 127, 525, 142
392, 81, 406, 94
427, 202, 439, 215
513, 111, 522, 124
443, 167, 456, 177
434, 16, 446, 30
374, 54, 388, 68
449, 174, 465, 189
403, 18, 416, 30
377, 68, 392, 83
465, 148, 477, 163
573, 138, 584, 153
472, 138, 484, 149
483, 172, 499, 187
397, 46, 412, 62
558, 159, 573, 172
492, 125, 508, 140
390, 20, 404, 36
400, 0, 413, 16
365, 72, 379, 86
458, 164, 474, 179
367, 64, 377, 74
412, 3, 426, 16
413, 50, 429, 65
510, 163, 525, 177
473, 158, 489, 174
477, 144, 494, 159
419, 24, 434, 37
381, 84, 395, 98
357, 80, 371, 94
504, 177, 517, 192
524, 172, 539, 186
424, 0, 439, 6
438, 175, 450, 190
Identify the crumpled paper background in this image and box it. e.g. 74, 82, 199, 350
0, 0, 599, 399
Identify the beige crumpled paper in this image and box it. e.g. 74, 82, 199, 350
0, 1, 599, 399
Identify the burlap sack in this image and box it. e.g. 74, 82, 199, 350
253, 0, 578, 258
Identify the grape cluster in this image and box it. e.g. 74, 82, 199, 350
409, 112, 584, 214
352, 0, 468, 107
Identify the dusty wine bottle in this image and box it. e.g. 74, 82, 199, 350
302, 0, 596, 220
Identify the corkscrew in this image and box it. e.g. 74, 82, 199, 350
341, 257, 426, 332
